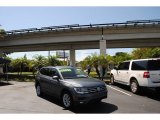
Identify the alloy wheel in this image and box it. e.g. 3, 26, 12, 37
62, 93, 71, 108
110, 75, 114, 84
131, 81, 138, 93
36, 85, 41, 96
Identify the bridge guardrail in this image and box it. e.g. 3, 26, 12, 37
5, 19, 160, 36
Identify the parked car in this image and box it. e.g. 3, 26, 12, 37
110, 58, 160, 94
35, 66, 107, 109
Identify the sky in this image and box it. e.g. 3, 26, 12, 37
1, 7, 160, 61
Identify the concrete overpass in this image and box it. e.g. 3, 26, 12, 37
0, 20, 160, 65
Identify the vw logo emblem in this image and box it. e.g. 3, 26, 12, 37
97, 87, 101, 91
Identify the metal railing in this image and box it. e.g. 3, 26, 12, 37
5, 19, 160, 36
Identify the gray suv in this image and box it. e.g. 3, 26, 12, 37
35, 66, 107, 109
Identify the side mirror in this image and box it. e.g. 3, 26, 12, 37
52, 75, 59, 80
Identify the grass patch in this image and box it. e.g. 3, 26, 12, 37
10, 78, 35, 82
8, 72, 33, 75
89, 71, 111, 78
89, 71, 98, 78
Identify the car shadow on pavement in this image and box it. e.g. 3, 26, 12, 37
0, 81, 13, 86
41, 94, 63, 107
138, 88, 160, 102
112, 83, 160, 102
41, 94, 118, 114
111, 83, 130, 91
71, 102, 118, 114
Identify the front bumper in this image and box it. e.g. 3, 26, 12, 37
73, 91, 108, 105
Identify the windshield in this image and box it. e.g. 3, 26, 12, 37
59, 68, 87, 79
76, 68, 88, 78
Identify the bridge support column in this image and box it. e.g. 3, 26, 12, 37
99, 40, 107, 80
70, 49, 75, 66
100, 40, 106, 55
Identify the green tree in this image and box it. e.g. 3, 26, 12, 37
132, 48, 160, 59
149, 48, 160, 58
47, 56, 62, 66
106, 55, 115, 66
0, 52, 11, 58
10, 55, 29, 75
132, 48, 149, 59
90, 54, 100, 79
27, 59, 37, 76
0, 28, 6, 38
10, 58, 22, 75
113, 52, 132, 65
80, 54, 113, 79
99, 54, 108, 80
33, 55, 47, 69
80, 55, 92, 70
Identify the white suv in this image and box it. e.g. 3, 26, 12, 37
110, 58, 160, 94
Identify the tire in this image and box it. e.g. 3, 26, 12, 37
94, 99, 102, 104
110, 75, 115, 85
155, 87, 160, 94
130, 80, 139, 94
62, 91, 73, 109
36, 84, 43, 97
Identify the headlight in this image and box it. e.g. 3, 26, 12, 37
74, 87, 89, 94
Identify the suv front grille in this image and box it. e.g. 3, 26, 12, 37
87, 86, 106, 93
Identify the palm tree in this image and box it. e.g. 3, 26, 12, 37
33, 55, 47, 69
0, 28, 6, 39
80, 55, 92, 70
10, 58, 20, 75
91, 54, 100, 79
47, 56, 62, 66
99, 54, 108, 80
106, 55, 115, 70
27, 60, 37, 76
10, 55, 29, 75
0, 52, 11, 58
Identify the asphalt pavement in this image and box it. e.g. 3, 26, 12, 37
0, 81, 160, 113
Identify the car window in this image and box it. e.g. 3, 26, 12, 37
147, 60, 160, 70
118, 62, 130, 70
132, 61, 147, 70
118, 63, 123, 70
48, 68, 59, 77
40, 68, 48, 76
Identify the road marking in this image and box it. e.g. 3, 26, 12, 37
106, 85, 132, 96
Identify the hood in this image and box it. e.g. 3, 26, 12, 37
62, 78, 105, 87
